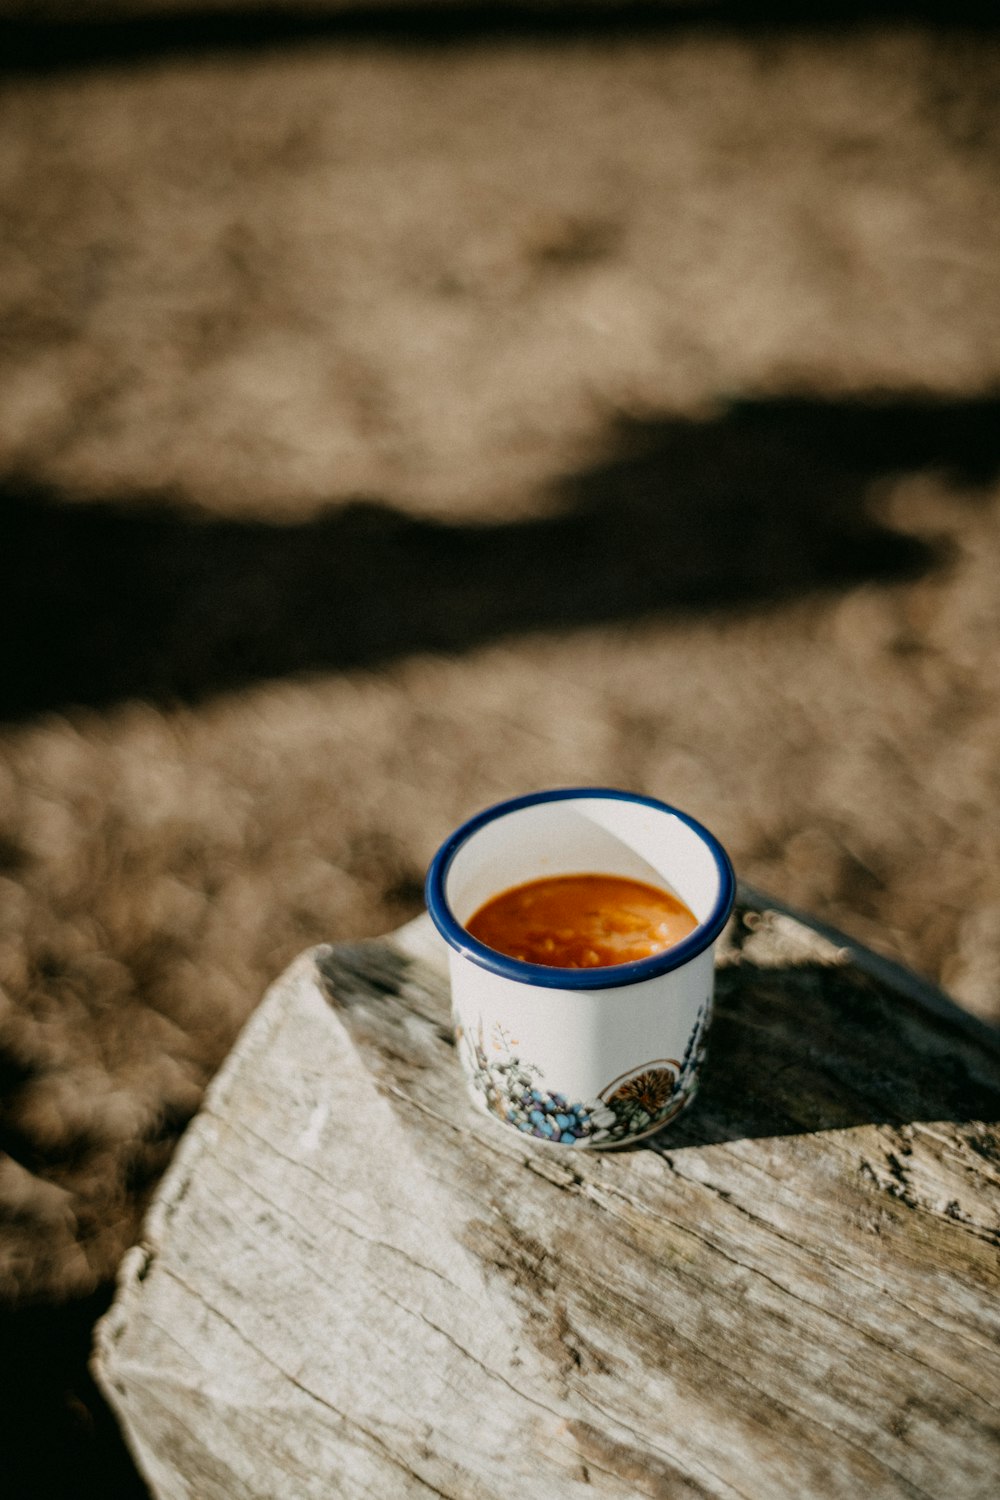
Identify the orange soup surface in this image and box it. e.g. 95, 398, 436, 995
466, 872, 698, 970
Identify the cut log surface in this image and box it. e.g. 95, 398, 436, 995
93, 898, 1000, 1500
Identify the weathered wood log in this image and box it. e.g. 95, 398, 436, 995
93, 897, 1000, 1499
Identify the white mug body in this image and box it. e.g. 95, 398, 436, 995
426, 789, 735, 1149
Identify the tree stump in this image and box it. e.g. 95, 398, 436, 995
93, 895, 1000, 1499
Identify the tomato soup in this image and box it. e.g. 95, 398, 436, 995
465, 872, 698, 970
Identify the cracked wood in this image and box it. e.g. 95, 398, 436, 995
94, 902, 1000, 1499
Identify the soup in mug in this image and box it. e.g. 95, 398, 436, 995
465, 872, 698, 969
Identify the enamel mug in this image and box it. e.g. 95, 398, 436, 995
425, 788, 735, 1148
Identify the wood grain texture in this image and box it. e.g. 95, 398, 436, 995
93, 902, 1000, 1500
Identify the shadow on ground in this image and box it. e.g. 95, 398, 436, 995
3, 1, 999, 79
0, 1289, 151, 1500
4, 393, 1000, 723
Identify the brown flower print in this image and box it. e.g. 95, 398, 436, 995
604, 1065, 678, 1116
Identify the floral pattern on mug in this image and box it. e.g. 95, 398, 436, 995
457, 1019, 615, 1143
457, 998, 711, 1145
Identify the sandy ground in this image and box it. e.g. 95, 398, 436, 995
1, 10, 999, 1495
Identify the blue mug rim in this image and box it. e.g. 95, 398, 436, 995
424, 787, 736, 990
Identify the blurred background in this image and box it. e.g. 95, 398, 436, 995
1, 2, 999, 1495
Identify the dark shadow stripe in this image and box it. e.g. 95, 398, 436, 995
2, 393, 999, 723
2, 2, 999, 80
